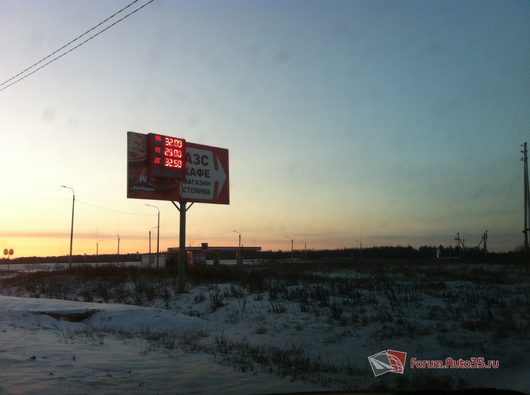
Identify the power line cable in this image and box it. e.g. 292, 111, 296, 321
486, 158, 522, 235
0, 0, 141, 89
77, 200, 156, 217
0, 189, 68, 203
0, 0, 154, 93
0, 188, 155, 217
502, 160, 523, 212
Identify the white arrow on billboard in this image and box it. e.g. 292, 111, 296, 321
212, 154, 226, 198
181, 147, 227, 201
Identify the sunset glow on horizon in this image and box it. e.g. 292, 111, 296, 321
1, 0, 529, 258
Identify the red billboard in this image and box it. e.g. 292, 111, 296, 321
127, 131, 229, 204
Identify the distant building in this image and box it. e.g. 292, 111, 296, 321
141, 243, 261, 267
168, 243, 261, 265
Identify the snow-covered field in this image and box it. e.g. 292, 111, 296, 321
1, 260, 529, 394
0, 295, 320, 394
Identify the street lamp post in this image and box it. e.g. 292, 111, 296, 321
117, 234, 120, 264
233, 230, 242, 265
61, 185, 75, 269
96, 239, 105, 263
285, 236, 294, 260
356, 239, 363, 259
145, 204, 160, 268
148, 226, 157, 265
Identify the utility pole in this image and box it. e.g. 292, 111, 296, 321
522, 143, 529, 254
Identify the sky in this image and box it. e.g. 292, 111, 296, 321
0, 0, 529, 257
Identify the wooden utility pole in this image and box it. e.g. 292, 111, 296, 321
522, 143, 529, 254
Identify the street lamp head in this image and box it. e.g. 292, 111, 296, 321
61, 185, 75, 195
145, 204, 160, 212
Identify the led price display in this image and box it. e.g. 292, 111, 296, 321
147, 133, 186, 179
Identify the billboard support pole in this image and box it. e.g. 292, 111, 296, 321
172, 200, 194, 293
178, 199, 186, 293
